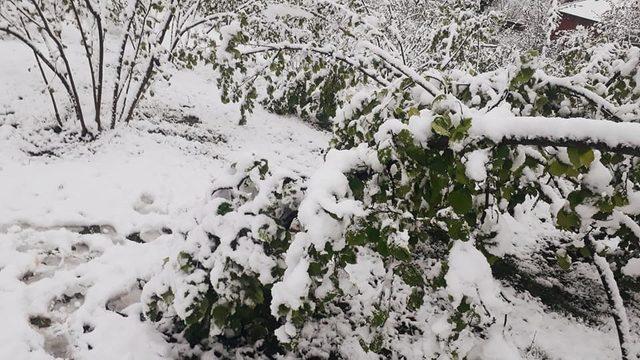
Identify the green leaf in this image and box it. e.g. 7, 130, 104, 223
580, 149, 595, 168
340, 248, 357, 264
408, 288, 425, 311
308, 261, 323, 276
407, 107, 420, 117
449, 189, 473, 215
432, 116, 452, 137
568, 147, 594, 169
557, 209, 580, 230
161, 290, 174, 304
451, 118, 472, 141
398, 264, 424, 287
370, 309, 389, 327
432, 123, 450, 137
346, 231, 367, 246
349, 176, 365, 200
612, 192, 629, 207
211, 304, 230, 327
556, 254, 572, 270
367, 226, 381, 243
217, 202, 233, 215
391, 246, 412, 261
447, 218, 468, 240
548, 160, 567, 176
511, 67, 534, 88
567, 189, 592, 209
369, 334, 385, 353
579, 246, 592, 258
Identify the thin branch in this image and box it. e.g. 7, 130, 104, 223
29, 0, 89, 135
470, 115, 640, 157
241, 44, 390, 87
116, 1, 153, 122
83, 0, 105, 131
18, 17, 63, 127
122, 9, 175, 124
0, 27, 74, 116
111, 0, 142, 128
585, 234, 633, 360
499, 137, 640, 158
70, 1, 98, 116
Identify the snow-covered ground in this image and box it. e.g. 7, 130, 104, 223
0, 38, 636, 359
0, 39, 327, 359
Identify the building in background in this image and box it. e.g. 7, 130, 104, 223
554, 0, 612, 35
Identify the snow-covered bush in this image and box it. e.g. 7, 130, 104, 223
141, 1, 640, 357
142, 158, 305, 357
206, 0, 508, 126
0, 0, 233, 136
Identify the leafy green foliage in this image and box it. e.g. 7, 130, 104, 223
143, 159, 303, 357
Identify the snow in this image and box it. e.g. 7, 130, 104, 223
467, 327, 522, 360
464, 149, 490, 182
471, 107, 640, 151
2, 7, 640, 358
445, 240, 502, 310
582, 156, 613, 194
0, 37, 328, 359
622, 258, 640, 278
262, 3, 312, 21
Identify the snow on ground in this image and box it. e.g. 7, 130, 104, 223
0, 37, 635, 359
0, 38, 327, 359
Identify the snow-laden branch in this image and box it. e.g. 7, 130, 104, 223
241, 43, 391, 87
584, 233, 635, 360
362, 41, 441, 97
534, 71, 632, 123
470, 109, 640, 157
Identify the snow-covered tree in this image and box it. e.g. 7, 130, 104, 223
598, 0, 640, 48
490, 0, 554, 51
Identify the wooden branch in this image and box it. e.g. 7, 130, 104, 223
83, 0, 105, 131
111, 0, 142, 129
116, 1, 153, 123
29, 0, 89, 136
122, 11, 175, 124
70, 1, 98, 124
470, 115, 640, 157
0, 27, 75, 117
18, 17, 63, 127
364, 41, 441, 97
535, 73, 627, 123
241, 44, 391, 87
123, 58, 156, 124
499, 137, 640, 158
585, 235, 633, 360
